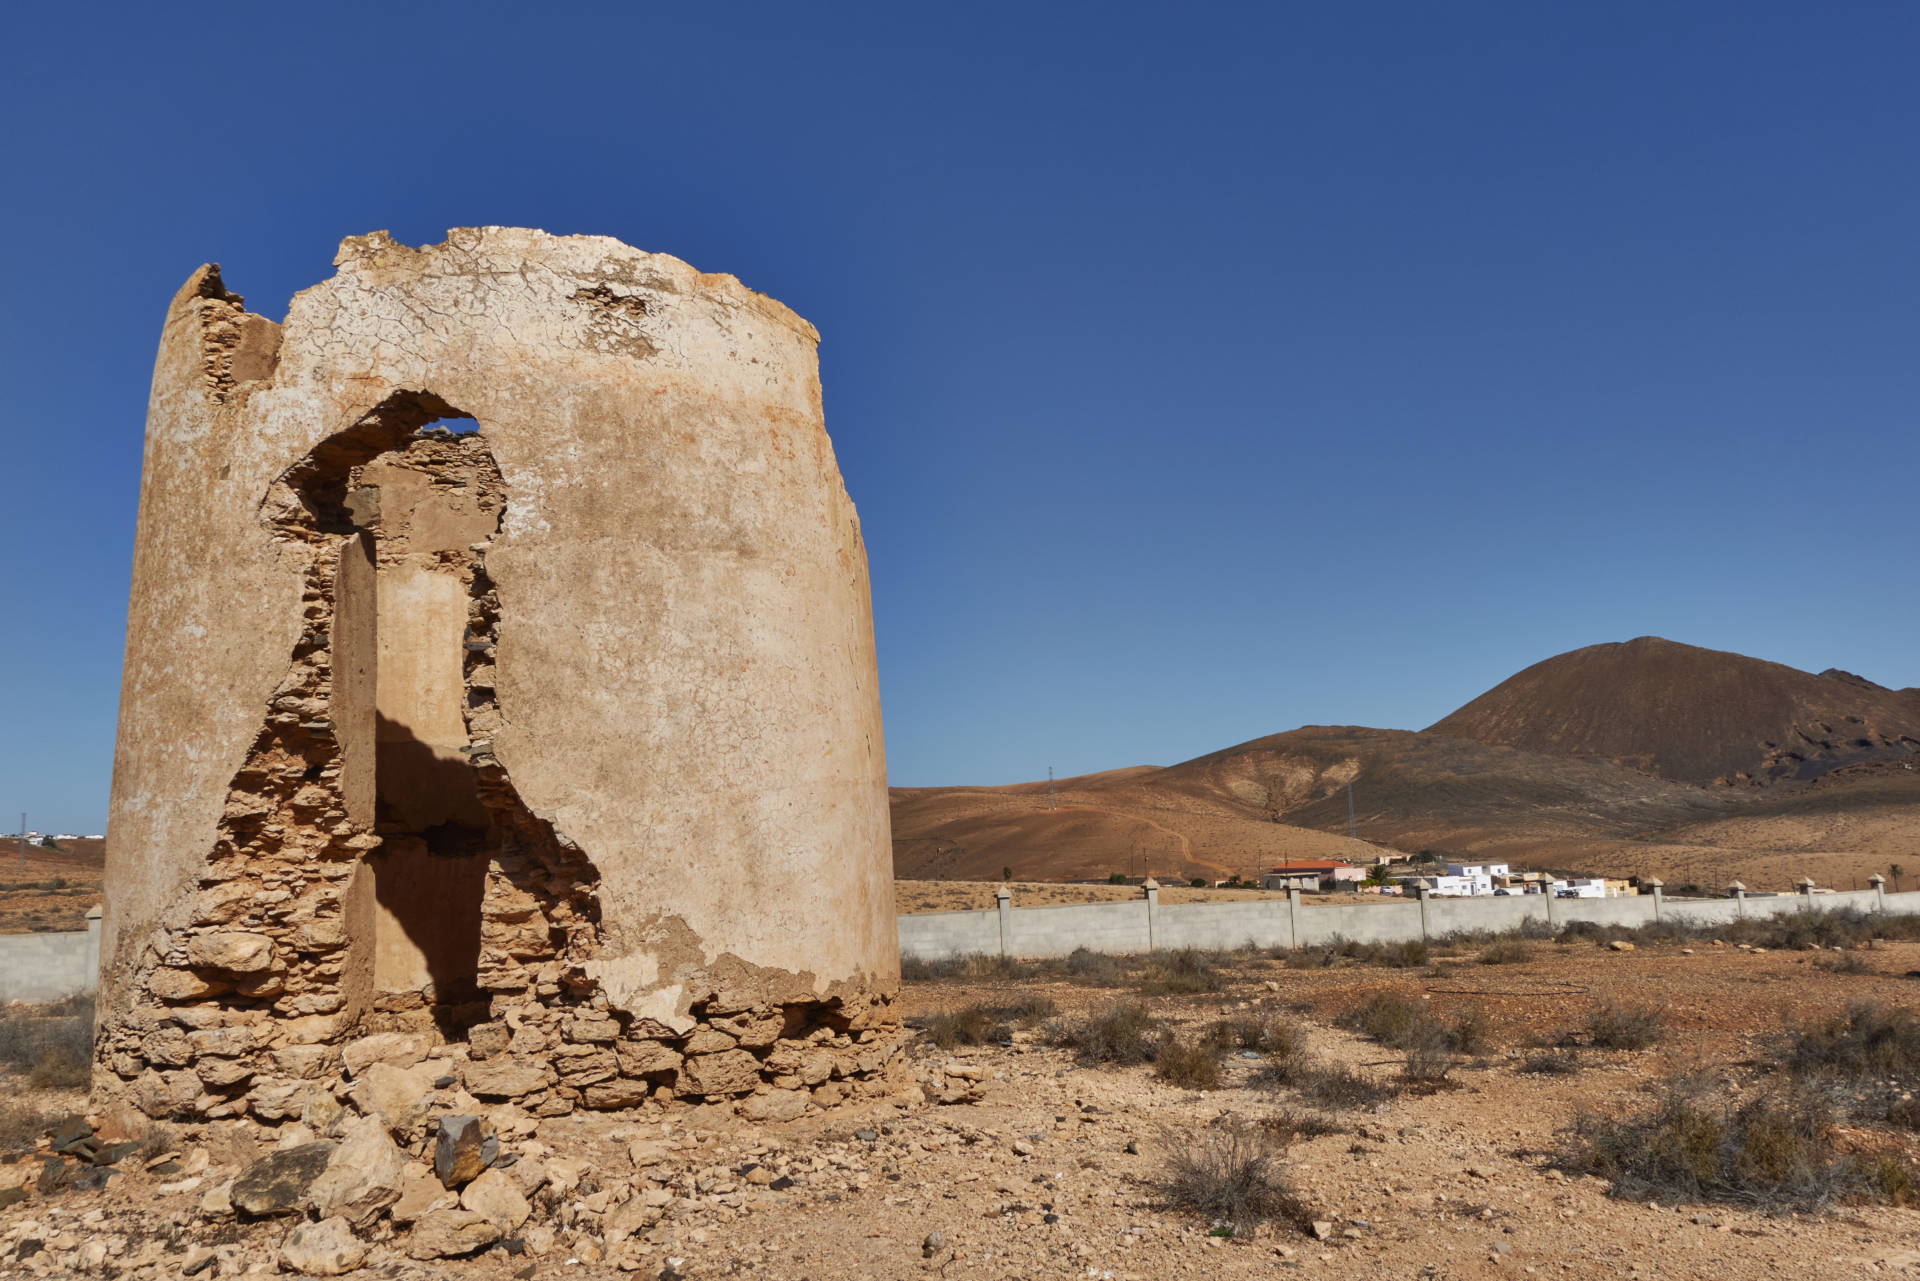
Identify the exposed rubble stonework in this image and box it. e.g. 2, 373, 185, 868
101, 228, 902, 1122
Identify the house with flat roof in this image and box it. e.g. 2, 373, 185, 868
1261, 861, 1366, 892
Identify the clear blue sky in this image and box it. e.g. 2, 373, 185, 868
3, 2, 1917, 831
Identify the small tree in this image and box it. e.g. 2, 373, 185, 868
1892, 863, 1906, 893
1002, 866, 1012, 882
1363, 863, 1390, 888
1109, 871, 1128, 885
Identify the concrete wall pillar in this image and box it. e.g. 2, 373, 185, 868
1142, 878, 1160, 952
1728, 882, 1747, 918
1871, 873, 1887, 912
994, 886, 1012, 957
1286, 887, 1301, 951
1644, 878, 1663, 924
1416, 885, 1432, 942
1796, 877, 1816, 913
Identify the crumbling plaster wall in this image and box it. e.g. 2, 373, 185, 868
103, 228, 898, 1112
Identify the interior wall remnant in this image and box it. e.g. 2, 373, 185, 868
99, 230, 903, 1126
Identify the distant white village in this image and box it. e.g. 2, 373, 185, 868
1256, 858, 1635, 898
8, 831, 104, 846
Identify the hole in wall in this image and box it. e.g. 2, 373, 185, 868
198, 393, 604, 1042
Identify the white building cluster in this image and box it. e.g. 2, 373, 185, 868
1392, 862, 1636, 898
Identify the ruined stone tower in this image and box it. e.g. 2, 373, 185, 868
99, 228, 901, 1120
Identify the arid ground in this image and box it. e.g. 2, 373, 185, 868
7, 921, 1920, 1279
0, 838, 102, 933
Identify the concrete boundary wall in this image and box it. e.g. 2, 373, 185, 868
0, 908, 102, 1004
897, 882, 1920, 963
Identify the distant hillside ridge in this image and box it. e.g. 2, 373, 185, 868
1426, 636, 1920, 787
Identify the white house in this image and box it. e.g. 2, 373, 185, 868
1393, 874, 1481, 897
1443, 862, 1510, 895
1552, 877, 1607, 898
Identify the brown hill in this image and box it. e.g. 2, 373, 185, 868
1426, 636, 1920, 787
892, 726, 1920, 891
890, 761, 1390, 886
893, 641, 1920, 891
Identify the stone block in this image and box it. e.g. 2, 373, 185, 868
230, 1141, 336, 1217
185, 932, 275, 974
463, 1057, 550, 1099
310, 1116, 408, 1226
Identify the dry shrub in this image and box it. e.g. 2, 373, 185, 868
1561, 1076, 1914, 1209
1885, 1097, 1920, 1131
0, 996, 92, 1090
920, 1006, 1002, 1048
959, 954, 1042, 981
1155, 1123, 1308, 1237
1559, 907, 1920, 953
900, 955, 962, 982
1444, 1006, 1489, 1056
0, 1103, 62, 1153
1205, 1015, 1305, 1057
1816, 952, 1875, 975
1583, 1002, 1665, 1050
1065, 947, 1128, 986
1344, 993, 1486, 1057
1255, 1054, 1396, 1110
1478, 939, 1535, 966
1281, 938, 1430, 970
1141, 949, 1226, 995
1297, 1063, 1396, 1110
1154, 1036, 1224, 1090
1400, 1040, 1456, 1089
1048, 1001, 1160, 1065
1260, 1108, 1345, 1144
1346, 994, 1430, 1046
920, 994, 1061, 1048
1000, 995, 1059, 1024
1520, 1049, 1584, 1076
1784, 1002, 1920, 1082
900, 953, 1044, 983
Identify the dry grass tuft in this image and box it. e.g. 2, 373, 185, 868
0, 1102, 64, 1153
1581, 1002, 1666, 1051
1140, 949, 1227, 995
1154, 1036, 1225, 1090
1155, 1123, 1308, 1237
1260, 1108, 1345, 1144
1205, 1014, 1306, 1057
1519, 1049, 1584, 1076
1047, 1001, 1161, 1066
1561, 1075, 1915, 1209
1478, 939, 1535, 966
0, 995, 92, 1090
1783, 1001, 1920, 1082
1282, 938, 1430, 970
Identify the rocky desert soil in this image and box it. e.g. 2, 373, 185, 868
7, 936, 1920, 1279
0, 838, 103, 934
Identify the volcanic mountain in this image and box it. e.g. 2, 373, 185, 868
1426, 636, 1920, 787
892, 639, 1920, 889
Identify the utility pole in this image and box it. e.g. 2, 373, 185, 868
1048, 766, 1055, 811
17, 813, 24, 875
1347, 781, 1357, 841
